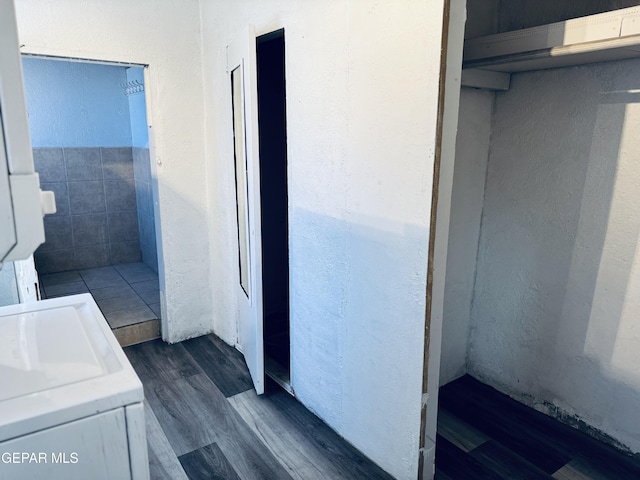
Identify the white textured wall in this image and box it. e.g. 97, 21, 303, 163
15, 0, 211, 342
0, 263, 19, 307
13, 256, 39, 302
199, 1, 445, 478
469, 59, 640, 452
440, 88, 493, 386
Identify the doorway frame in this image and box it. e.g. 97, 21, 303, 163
255, 27, 293, 395
418, 0, 468, 478
19, 52, 167, 338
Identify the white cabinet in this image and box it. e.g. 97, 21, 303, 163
0, 295, 149, 480
1, 409, 132, 480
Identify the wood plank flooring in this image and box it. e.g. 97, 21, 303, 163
436, 375, 640, 480
125, 337, 640, 480
124, 336, 393, 480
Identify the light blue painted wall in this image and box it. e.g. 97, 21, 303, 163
22, 57, 132, 147
126, 67, 149, 148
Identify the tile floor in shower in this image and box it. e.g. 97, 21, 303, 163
39, 262, 161, 331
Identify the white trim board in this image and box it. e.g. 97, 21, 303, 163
464, 6, 640, 73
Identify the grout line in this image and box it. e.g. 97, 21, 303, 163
80, 271, 90, 295
61, 148, 79, 263
99, 148, 113, 265
40, 263, 160, 324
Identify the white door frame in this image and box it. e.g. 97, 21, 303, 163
419, 0, 467, 478
227, 25, 265, 395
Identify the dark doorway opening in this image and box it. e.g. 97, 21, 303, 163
257, 29, 290, 391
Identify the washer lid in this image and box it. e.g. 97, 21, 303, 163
0, 306, 105, 401
0, 294, 143, 442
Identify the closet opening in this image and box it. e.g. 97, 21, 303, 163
437, 2, 640, 473
256, 29, 291, 392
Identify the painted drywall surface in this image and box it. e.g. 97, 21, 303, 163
22, 58, 132, 147
0, 257, 38, 305
465, 0, 499, 38
126, 67, 149, 149
0, 263, 19, 306
439, 87, 493, 386
469, 59, 640, 452
199, 1, 444, 478
16, 0, 210, 342
13, 256, 39, 302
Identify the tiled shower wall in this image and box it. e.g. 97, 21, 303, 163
133, 148, 158, 272
34, 147, 141, 274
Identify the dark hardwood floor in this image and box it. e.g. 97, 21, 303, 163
125, 336, 640, 480
124, 335, 393, 480
436, 375, 640, 480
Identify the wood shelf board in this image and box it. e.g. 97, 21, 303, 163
463, 7, 640, 74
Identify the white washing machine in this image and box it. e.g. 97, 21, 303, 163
0, 294, 149, 480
